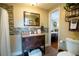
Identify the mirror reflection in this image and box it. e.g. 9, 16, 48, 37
24, 11, 40, 26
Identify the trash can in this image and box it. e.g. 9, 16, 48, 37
28, 49, 42, 56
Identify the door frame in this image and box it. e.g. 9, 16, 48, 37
48, 7, 60, 46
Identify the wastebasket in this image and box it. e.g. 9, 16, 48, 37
28, 49, 42, 56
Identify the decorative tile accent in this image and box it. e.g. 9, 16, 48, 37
14, 27, 48, 35
0, 4, 14, 35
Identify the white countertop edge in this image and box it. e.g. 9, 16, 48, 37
51, 32, 58, 34
22, 33, 45, 37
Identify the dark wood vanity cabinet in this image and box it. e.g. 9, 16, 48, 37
22, 35, 45, 56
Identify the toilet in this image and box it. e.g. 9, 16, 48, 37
57, 38, 79, 56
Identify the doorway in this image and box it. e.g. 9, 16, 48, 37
49, 8, 60, 49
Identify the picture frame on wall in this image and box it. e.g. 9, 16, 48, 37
69, 19, 79, 31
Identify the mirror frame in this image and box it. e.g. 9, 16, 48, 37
24, 11, 40, 26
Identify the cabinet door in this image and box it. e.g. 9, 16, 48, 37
22, 37, 31, 49
22, 35, 45, 50
31, 35, 45, 48
30, 36, 45, 48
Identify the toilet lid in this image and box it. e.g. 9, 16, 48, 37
57, 51, 75, 56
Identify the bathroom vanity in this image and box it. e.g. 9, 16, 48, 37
21, 33, 45, 56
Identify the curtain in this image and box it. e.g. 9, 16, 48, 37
0, 8, 11, 56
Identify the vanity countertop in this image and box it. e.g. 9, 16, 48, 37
22, 33, 45, 37
51, 32, 58, 34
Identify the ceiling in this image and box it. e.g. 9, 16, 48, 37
7, 3, 60, 10
32, 3, 60, 10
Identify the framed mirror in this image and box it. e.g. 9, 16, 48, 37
24, 11, 40, 26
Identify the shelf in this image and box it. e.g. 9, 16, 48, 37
66, 7, 79, 12
64, 3, 79, 31
66, 15, 79, 18
64, 3, 79, 12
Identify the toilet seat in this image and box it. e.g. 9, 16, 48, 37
57, 51, 75, 56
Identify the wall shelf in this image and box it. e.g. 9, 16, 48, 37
64, 3, 79, 22
66, 15, 79, 18
64, 3, 79, 12
64, 3, 79, 31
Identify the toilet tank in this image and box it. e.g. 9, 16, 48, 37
66, 38, 79, 55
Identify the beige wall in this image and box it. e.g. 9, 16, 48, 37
50, 4, 79, 41
11, 5, 49, 55
59, 4, 79, 40
49, 4, 79, 50
13, 5, 49, 28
